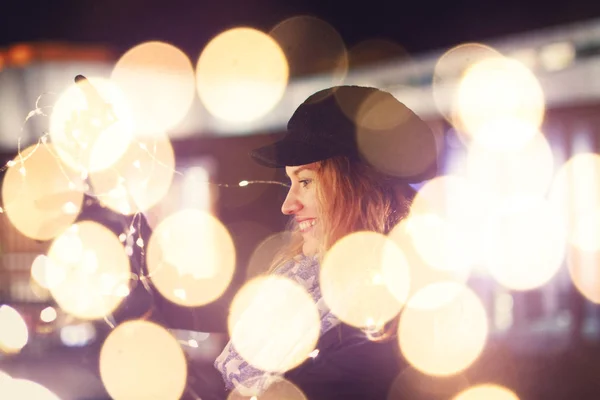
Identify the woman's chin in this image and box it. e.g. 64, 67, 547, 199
302, 239, 318, 257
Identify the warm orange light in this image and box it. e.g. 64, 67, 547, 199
112, 41, 195, 134
269, 16, 348, 83
453, 383, 519, 400
228, 275, 320, 374
0, 305, 29, 353
456, 56, 545, 151
320, 231, 411, 328
1, 144, 84, 241
47, 221, 131, 320
196, 27, 288, 123
146, 209, 236, 306
398, 282, 488, 376
100, 320, 187, 400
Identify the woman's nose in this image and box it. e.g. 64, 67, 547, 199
281, 190, 302, 215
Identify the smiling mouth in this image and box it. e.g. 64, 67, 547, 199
298, 219, 316, 232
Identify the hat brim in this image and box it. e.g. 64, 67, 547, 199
250, 136, 437, 183
249, 138, 345, 168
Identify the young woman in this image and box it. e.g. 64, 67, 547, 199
213, 85, 438, 399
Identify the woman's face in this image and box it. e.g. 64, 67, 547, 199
282, 163, 320, 256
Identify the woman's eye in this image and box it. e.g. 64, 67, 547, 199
299, 179, 312, 188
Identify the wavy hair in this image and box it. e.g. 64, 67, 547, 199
269, 155, 415, 270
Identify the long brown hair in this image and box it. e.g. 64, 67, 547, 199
269, 155, 415, 271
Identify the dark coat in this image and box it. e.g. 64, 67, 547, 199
285, 323, 403, 400
193, 322, 403, 400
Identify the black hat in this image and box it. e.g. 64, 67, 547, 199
250, 86, 437, 183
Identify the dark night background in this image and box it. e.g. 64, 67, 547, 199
2, 0, 600, 65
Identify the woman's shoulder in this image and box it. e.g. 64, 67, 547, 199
318, 322, 402, 367
284, 323, 403, 399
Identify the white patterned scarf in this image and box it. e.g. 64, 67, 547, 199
214, 255, 341, 395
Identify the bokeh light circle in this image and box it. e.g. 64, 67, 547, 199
31, 255, 66, 289
355, 89, 439, 180
196, 27, 288, 123
549, 153, 600, 251
567, 244, 600, 304
2, 379, 61, 400
466, 132, 554, 202
0, 305, 28, 353
388, 219, 470, 309
433, 43, 502, 129
456, 56, 545, 151
246, 231, 292, 280
49, 77, 134, 173
570, 208, 600, 253
226, 376, 306, 400
407, 175, 489, 275
40, 306, 57, 323
482, 196, 566, 291
269, 15, 348, 84
146, 209, 235, 306
347, 38, 409, 69
47, 221, 131, 319
111, 41, 195, 134
398, 282, 488, 377
88, 132, 175, 215
1, 143, 84, 241
320, 231, 410, 328
228, 275, 320, 373
452, 384, 519, 400
0, 369, 11, 382
100, 320, 187, 400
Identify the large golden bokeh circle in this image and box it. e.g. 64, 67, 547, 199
99, 320, 187, 400
146, 209, 236, 306
47, 221, 131, 320
228, 275, 320, 373
1, 143, 84, 241
196, 27, 289, 123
